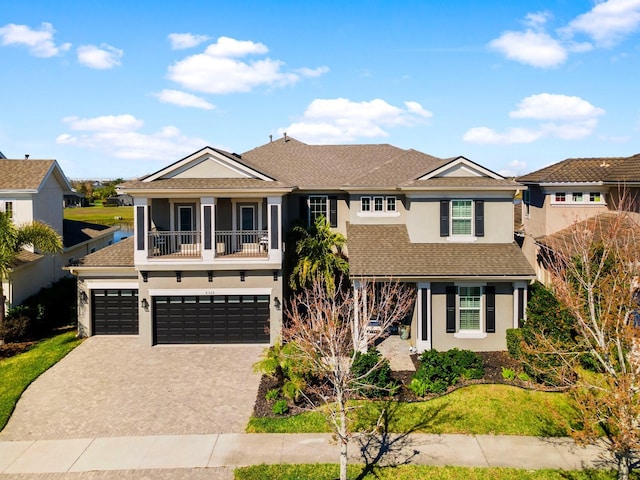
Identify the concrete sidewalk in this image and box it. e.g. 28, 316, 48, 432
0, 433, 607, 476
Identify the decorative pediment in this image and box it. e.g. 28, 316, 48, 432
418, 156, 503, 181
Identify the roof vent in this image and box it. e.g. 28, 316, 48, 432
284, 132, 288, 142
232, 152, 241, 158
269, 134, 273, 143
600, 161, 610, 167
25, 154, 29, 159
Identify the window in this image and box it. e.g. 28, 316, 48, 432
361, 197, 371, 212
451, 200, 472, 235
459, 286, 481, 331
555, 193, 566, 203
589, 192, 602, 202
522, 190, 530, 217
309, 195, 327, 224
386, 197, 396, 212
4, 201, 12, 219
374, 197, 384, 212
572, 192, 583, 203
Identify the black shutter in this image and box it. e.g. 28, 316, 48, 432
475, 200, 484, 237
329, 196, 338, 227
440, 200, 449, 237
517, 288, 525, 328
204, 206, 212, 250
485, 285, 495, 333
270, 204, 279, 250
421, 288, 428, 341
136, 206, 145, 251
446, 286, 456, 333
299, 196, 309, 227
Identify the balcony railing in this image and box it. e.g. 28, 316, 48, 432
146, 229, 269, 259
215, 230, 268, 258
148, 230, 201, 258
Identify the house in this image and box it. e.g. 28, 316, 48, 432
68, 137, 535, 351
0, 159, 117, 308
516, 154, 640, 283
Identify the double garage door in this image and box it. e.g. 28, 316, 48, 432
92, 290, 270, 344
154, 294, 270, 344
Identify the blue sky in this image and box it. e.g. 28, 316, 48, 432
1, 0, 639, 179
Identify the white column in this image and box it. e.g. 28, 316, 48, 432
267, 196, 282, 263
513, 281, 528, 328
133, 197, 149, 265
201, 196, 214, 262
416, 282, 431, 352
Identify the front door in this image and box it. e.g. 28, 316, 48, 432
178, 205, 194, 245
240, 205, 255, 245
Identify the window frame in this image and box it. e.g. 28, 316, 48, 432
361, 196, 371, 212
357, 195, 399, 216
308, 195, 328, 225
589, 192, 603, 203
554, 192, 566, 203
386, 196, 396, 212
450, 199, 473, 237
373, 196, 384, 212
4, 201, 13, 219
458, 285, 482, 332
572, 192, 583, 203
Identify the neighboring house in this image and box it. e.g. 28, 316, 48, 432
104, 193, 133, 207
64, 191, 88, 208
0, 159, 117, 308
516, 154, 640, 283
69, 137, 534, 352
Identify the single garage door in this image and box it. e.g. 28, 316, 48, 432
92, 289, 139, 335
153, 294, 270, 344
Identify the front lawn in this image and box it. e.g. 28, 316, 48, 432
235, 464, 627, 480
247, 384, 576, 436
0, 331, 83, 430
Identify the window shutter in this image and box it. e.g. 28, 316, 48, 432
446, 286, 456, 333
421, 288, 428, 341
136, 206, 145, 251
203, 206, 212, 250
440, 200, 449, 237
517, 288, 525, 328
299, 196, 309, 226
475, 200, 484, 237
485, 285, 495, 333
329, 196, 338, 227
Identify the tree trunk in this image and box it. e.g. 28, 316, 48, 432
0, 285, 6, 345
339, 406, 348, 480
617, 452, 630, 480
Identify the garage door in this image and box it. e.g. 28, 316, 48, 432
153, 294, 270, 344
92, 289, 139, 335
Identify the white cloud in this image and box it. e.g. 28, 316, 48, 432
463, 127, 543, 145
277, 98, 433, 143
489, 30, 567, 68
168, 36, 328, 94
562, 0, 640, 47
509, 93, 605, 120
0, 22, 70, 57
464, 93, 604, 145
498, 159, 528, 177
57, 114, 208, 161
153, 89, 215, 109
524, 11, 552, 29
77, 44, 123, 69
168, 33, 210, 50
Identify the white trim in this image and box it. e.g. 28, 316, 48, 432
454, 331, 488, 339
357, 211, 400, 218
85, 281, 139, 290
418, 156, 503, 181
149, 288, 272, 296
416, 282, 431, 352
456, 282, 485, 334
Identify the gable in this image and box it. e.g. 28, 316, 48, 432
418, 156, 503, 181
171, 156, 253, 179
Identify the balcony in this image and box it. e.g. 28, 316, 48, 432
147, 230, 268, 259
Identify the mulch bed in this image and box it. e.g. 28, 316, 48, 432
0, 341, 37, 359
253, 350, 547, 418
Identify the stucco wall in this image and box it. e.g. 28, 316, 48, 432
348, 194, 406, 225
33, 173, 64, 235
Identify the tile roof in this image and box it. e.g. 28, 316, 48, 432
63, 220, 118, 248
241, 137, 409, 189
347, 224, 535, 278
119, 177, 292, 190
517, 154, 640, 184
0, 160, 56, 190
74, 236, 134, 268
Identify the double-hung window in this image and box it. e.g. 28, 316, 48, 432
589, 192, 602, 202
459, 286, 481, 331
572, 192, 583, 203
373, 196, 384, 212
555, 192, 566, 203
451, 200, 472, 236
359, 196, 397, 214
361, 197, 371, 212
386, 197, 396, 212
309, 195, 327, 225
4, 201, 13, 219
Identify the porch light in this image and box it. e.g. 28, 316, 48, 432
141, 271, 148, 283
274, 297, 281, 309
176, 271, 182, 283
240, 271, 246, 282
141, 298, 149, 310
273, 270, 278, 281
207, 271, 213, 282
80, 291, 88, 304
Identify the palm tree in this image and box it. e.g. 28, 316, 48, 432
289, 215, 349, 294
0, 211, 63, 344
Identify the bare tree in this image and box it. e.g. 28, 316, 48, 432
283, 276, 415, 480
531, 206, 640, 480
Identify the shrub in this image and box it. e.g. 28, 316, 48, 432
254, 340, 311, 402
351, 348, 395, 398
506, 328, 523, 359
409, 349, 484, 396
0, 307, 31, 343
272, 399, 289, 415
501, 367, 515, 381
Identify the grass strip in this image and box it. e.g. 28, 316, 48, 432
235, 464, 626, 480
64, 205, 133, 225
0, 331, 83, 430
247, 384, 576, 436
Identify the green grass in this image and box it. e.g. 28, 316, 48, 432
0, 331, 83, 430
247, 384, 576, 436
64, 205, 133, 225
235, 464, 629, 480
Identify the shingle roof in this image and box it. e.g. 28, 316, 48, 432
63, 220, 118, 248
241, 137, 409, 189
120, 177, 291, 190
0, 160, 56, 190
74, 236, 134, 268
347, 224, 535, 278
11, 249, 44, 269
517, 154, 640, 184
402, 177, 521, 189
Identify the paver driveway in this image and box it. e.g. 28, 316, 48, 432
0, 337, 264, 441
